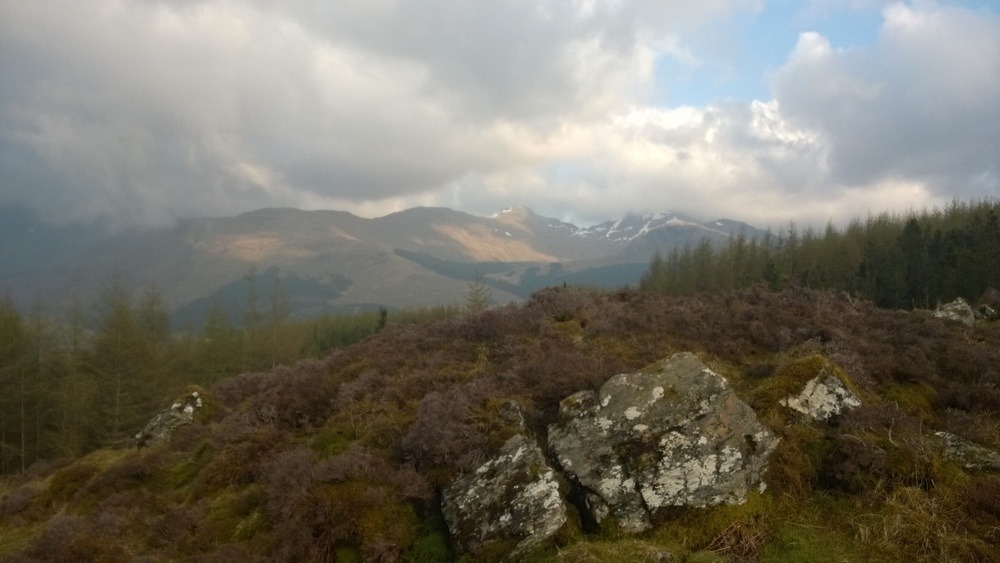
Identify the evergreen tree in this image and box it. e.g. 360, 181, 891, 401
49, 289, 95, 456
198, 297, 242, 383
639, 251, 668, 292
898, 218, 930, 308
242, 266, 262, 371
265, 275, 293, 369
138, 283, 171, 345
637, 199, 1000, 309
88, 273, 153, 444
0, 297, 28, 472
464, 271, 492, 313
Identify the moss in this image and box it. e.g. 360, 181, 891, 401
544, 538, 680, 562
467, 537, 519, 562
745, 353, 865, 425
42, 448, 131, 507
312, 424, 357, 459
649, 491, 776, 558
747, 354, 825, 413
167, 441, 213, 490
0, 522, 46, 557
185, 384, 227, 423
71, 448, 170, 512
358, 500, 420, 554
335, 544, 364, 562
43, 463, 100, 506
407, 530, 451, 562
883, 382, 938, 423
762, 521, 864, 562
199, 485, 268, 545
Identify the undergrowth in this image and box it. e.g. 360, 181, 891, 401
1, 285, 998, 561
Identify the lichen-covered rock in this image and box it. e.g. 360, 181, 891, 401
135, 391, 203, 446
933, 297, 976, 326
780, 366, 861, 421
442, 434, 567, 558
548, 352, 779, 533
935, 432, 1000, 472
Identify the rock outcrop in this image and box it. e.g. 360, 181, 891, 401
780, 366, 861, 421
933, 298, 976, 326
548, 352, 779, 533
442, 434, 567, 558
135, 391, 203, 446
935, 432, 1000, 472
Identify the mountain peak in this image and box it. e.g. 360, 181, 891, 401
489, 205, 536, 220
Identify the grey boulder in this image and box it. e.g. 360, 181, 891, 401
442, 434, 567, 558
935, 431, 1000, 472
933, 298, 976, 326
780, 366, 861, 421
548, 352, 779, 533
135, 391, 203, 446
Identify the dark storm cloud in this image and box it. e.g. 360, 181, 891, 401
0, 1, 996, 230
1, 0, 753, 226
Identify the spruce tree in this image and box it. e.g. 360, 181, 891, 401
89, 273, 152, 444
464, 271, 492, 313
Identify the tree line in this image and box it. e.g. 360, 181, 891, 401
640, 199, 1000, 309
0, 271, 459, 474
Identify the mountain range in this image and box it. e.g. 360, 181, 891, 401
0, 204, 763, 328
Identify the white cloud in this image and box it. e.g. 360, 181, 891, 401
462, 0, 999, 228
772, 1, 1000, 199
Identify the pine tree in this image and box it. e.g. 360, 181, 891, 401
464, 271, 492, 313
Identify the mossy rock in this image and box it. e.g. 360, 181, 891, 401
747, 354, 863, 422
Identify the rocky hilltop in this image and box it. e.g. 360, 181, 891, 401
1, 286, 998, 561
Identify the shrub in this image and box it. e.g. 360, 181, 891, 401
399, 379, 501, 477
0, 485, 38, 520
44, 462, 100, 505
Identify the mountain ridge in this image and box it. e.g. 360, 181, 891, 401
0, 203, 763, 324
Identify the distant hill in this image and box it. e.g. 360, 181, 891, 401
0, 204, 763, 325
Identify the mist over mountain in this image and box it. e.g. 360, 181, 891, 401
0, 204, 761, 326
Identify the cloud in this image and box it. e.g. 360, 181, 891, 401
0, 0, 996, 230
0, 0, 755, 227
447, 1, 998, 227
771, 2, 1000, 198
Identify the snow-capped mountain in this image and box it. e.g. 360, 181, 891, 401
577, 212, 760, 243
0, 203, 764, 324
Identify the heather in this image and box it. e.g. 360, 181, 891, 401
1, 284, 998, 560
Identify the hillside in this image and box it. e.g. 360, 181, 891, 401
0, 205, 759, 326
1, 286, 998, 561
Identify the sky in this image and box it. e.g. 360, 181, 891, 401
1, 0, 997, 230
